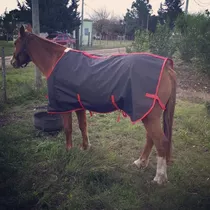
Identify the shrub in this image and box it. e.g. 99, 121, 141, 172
175, 13, 210, 73
149, 23, 176, 58
130, 29, 150, 52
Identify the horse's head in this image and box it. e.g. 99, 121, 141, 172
10, 25, 32, 68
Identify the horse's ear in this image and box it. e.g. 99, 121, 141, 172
25, 24, 32, 33
19, 25, 25, 37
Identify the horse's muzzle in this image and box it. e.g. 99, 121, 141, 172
10, 58, 19, 69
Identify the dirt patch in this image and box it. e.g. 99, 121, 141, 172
175, 59, 210, 102
0, 113, 23, 127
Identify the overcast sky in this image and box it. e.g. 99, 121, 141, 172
1, 0, 210, 18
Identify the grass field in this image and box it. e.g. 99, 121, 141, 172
1, 65, 210, 210
0, 40, 14, 57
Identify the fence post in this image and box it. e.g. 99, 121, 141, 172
88, 32, 90, 47
1, 47, 7, 103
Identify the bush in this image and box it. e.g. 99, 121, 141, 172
149, 23, 176, 58
129, 23, 176, 58
129, 12, 210, 76
175, 13, 210, 73
130, 29, 150, 52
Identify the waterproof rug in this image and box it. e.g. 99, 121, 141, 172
47, 49, 173, 123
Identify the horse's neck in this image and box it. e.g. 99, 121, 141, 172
28, 36, 65, 77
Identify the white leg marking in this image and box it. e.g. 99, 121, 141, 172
64, 48, 72, 52
87, 133, 91, 147
80, 132, 91, 151
153, 156, 168, 185
133, 158, 149, 168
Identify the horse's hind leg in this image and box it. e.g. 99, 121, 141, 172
76, 110, 91, 150
133, 132, 154, 168
143, 116, 169, 185
61, 113, 73, 150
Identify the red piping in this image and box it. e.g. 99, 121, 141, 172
111, 95, 127, 122
46, 50, 173, 124
111, 95, 120, 122
77, 94, 85, 109
77, 94, 93, 117
46, 51, 66, 79
145, 93, 166, 110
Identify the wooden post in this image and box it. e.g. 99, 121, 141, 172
185, 0, 189, 14
1, 47, 7, 103
80, 0, 84, 47
74, 0, 80, 50
32, 0, 42, 89
75, 27, 80, 50
88, 32, 90, 46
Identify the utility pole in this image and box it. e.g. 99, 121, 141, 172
185, 0, 189, 14
32, 0, 42, 89
74, 0, 80, 50
146, 14, 149, 31
80, 0, 84, 47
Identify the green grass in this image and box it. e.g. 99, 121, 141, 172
0, 40, 14, 57
0, 64, 47, 110
1, 65, 210, 210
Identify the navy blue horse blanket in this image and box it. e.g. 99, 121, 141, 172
47, 49, 173, 123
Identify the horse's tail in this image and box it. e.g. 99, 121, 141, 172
163, 66, 177, 164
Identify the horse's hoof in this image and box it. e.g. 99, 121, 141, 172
79, 143, 91, 151
152, 174, 168, 185
66, 145, 73, 151
133, 158, 149, 169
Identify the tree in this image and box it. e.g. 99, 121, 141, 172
89, 8, 125, 39
2, 9, 17, 41
148, 15, 158, 32
158, 0, 184, 28
205, 9, 210, 17
108, 17, 125, 36
89, 7, 110, 22
89, 7, 111, 37
19, 0, 80, 33
124, 0, 153, 37
157, 3, 166, 25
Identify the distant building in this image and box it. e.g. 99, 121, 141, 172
73, 19, 93, 46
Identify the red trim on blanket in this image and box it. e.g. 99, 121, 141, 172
127, 58, 171, 124
111, 95, 119, 110
62, 48, 169, 61
46, 48, 173, 79
77, 94, 93, 117
77, 94, 85, 109
46, 51, 66, 79
145, 93, 166, 110
46, 49, 174, 124
111, 95, 128, 122
111, 95, 121, 122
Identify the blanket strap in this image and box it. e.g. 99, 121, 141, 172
77, 94, 93, 117
111, 95, 127, 122
145, 93, 166, 110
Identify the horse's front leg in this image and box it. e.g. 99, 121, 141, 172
61, 113, 73, 150
76, 110, 91, 150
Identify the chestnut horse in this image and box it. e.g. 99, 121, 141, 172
11, 25, 177, 185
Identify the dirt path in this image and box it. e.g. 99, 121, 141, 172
175, 59, 210, 103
